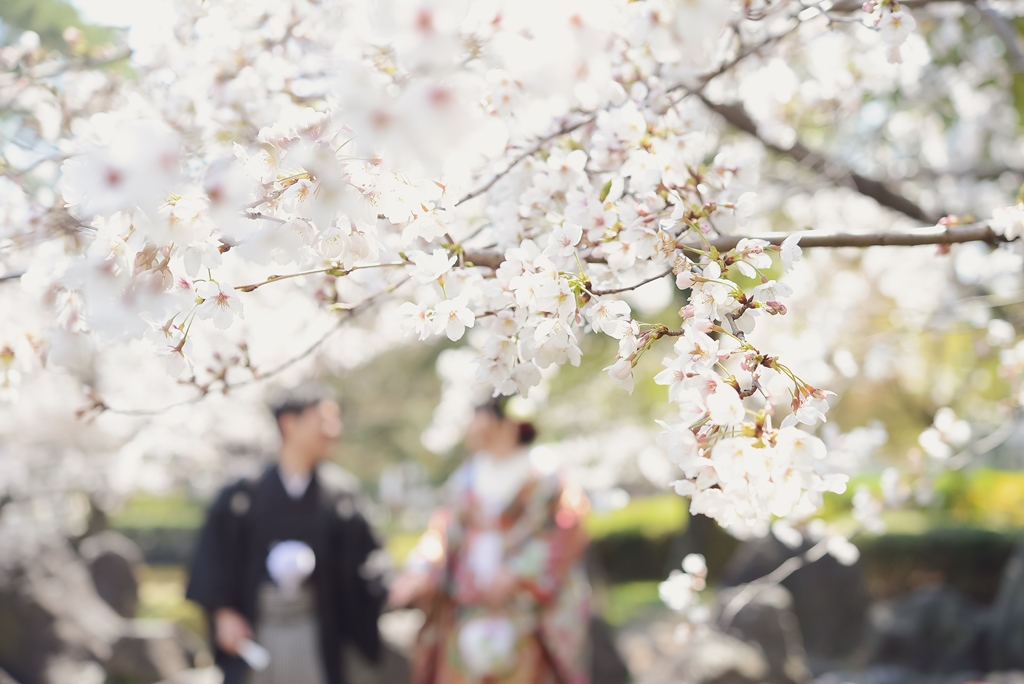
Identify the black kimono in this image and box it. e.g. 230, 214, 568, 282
186, 463, 385, 684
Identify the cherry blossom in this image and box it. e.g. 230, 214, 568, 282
409, 249, 457, 285
780, 234, 804, 272
398, 301, 435, 341
879, 10, 916, 46
433, 296, 475, 341
195, 282, 243, 330
546, 223, 583, 258
706, 388, 745, 426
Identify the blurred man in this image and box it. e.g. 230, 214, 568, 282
187, 386, 385, 684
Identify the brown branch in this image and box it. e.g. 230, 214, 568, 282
699, 95, 937, 223
463, 223, 1009, 271
707, 223, 1007, 250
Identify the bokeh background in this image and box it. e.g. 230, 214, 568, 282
7, 1, 1024, 684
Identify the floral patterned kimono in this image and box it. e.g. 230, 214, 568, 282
405, 450, 592, 684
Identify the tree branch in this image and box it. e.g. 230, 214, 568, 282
707, 222, 1006, 250
699, 95, 937, 223
719, 539, 830, 630
463, 223, 1008, 271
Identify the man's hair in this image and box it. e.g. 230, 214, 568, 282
268, 382, 336, 426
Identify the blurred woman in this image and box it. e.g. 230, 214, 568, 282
390, 398, 591, 684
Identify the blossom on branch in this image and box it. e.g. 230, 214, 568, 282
195, 282, 243, 330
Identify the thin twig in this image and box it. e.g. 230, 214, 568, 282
98, 277, 409, 415
591, 269, 674, 296
454, 115, 596, 207
236, 261, 406, 293
947, 410, 1020, 470
719, 539, 830, 630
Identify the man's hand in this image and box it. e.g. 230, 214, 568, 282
214, 608, 252, 656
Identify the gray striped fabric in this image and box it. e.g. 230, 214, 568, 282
249, 584, 327, 684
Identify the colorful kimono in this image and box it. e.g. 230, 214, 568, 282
406, 452, 591, 684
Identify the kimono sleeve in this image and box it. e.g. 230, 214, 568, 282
506, 479, 590, 605
401, 508, 457, 601
185, 483, 249, 613
396, 466, 468, 603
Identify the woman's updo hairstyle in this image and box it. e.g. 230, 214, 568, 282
478, 396, 538, 446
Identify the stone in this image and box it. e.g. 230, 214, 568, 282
815, 669, 992, 684
78, 530, 143, 619
0, 525, 123, 683
651, 629, 769, 684
986, 673, 1024, 684
723, 536, 870, 665
717, 584, 811, 684
38, 660, 106, 684
155, 668, 223, 684
865, 586, 987, 675
619, 615, 769, 684
813, 666, 928, 684
990, 538, 1024, 670
105, 620, 192, 684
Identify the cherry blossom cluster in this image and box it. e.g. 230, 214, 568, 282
13, 0, 828, 531
5, 0, 999, 541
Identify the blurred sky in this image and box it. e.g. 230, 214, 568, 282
70, 0, 175, 63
